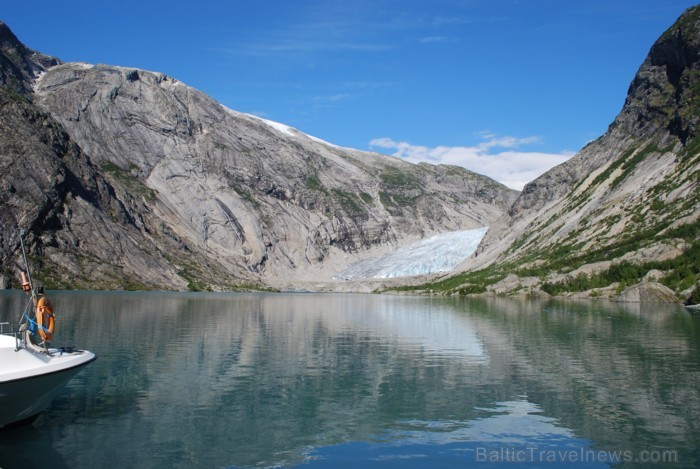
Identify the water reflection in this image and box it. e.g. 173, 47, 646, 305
0, 292, 698, 468
302, 398, 608, 468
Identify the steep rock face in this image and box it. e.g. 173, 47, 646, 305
0, 86, 193, 290
620, 9, 700, 144
0, 23, 219, 290
0, 23, 517, 290
32, 63, 517, 288
0, 21, 59, 95
458, 6, 700, 300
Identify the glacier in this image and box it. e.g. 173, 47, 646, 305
335, 227, 488, 280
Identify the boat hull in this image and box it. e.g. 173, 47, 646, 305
0, 335, 96, 430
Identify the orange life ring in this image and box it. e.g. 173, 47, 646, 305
36, 296, 55, 342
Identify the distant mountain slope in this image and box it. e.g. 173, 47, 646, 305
441, 6, 700, 302
0, 22, 517, 290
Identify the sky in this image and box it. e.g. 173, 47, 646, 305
2, 0, 697, 189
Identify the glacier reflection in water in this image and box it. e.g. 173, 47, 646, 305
336, 227, 488, 279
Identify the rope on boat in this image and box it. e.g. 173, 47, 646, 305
21, 312, 47, 335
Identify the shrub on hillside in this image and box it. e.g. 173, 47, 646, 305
685, 284, 700, 306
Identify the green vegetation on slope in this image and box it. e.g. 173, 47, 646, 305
388, 219, 700, 300
101, 161, 157, 201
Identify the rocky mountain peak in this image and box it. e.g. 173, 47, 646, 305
0, 21, 60, 95
447, 6, 700, 303
615, 6, 700, 143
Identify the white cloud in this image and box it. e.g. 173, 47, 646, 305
419, 36, 454, 44
312, 93, 354, 103
369, 135, 575, 191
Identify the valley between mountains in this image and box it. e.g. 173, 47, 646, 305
0, 7, 699, 304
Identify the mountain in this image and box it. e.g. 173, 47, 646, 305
0, 21, 59, 95
0, 21, 517, 291
426, 6, 700, 303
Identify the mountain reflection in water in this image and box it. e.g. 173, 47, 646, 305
0, 292, 697, 468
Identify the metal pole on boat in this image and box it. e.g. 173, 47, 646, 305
18, 229, 36, 299
16, 229, 38, 346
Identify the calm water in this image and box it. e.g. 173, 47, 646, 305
0, 291, 698, 468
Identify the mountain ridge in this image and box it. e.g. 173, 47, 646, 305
416, 6, 700, 304
3, 6, 697, 301
0, 20, 59, 95
0, 23, 517, 291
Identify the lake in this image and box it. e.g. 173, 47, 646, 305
0, 291, 698, 468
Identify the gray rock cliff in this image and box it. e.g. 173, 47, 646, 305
454, 6, 700, 302
0, 23, 517, 290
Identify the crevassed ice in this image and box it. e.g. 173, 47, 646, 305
336, 227, 488, 280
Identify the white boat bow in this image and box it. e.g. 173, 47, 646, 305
0, 328, 96, 430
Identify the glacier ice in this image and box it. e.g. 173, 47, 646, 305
336, 227, 488, 280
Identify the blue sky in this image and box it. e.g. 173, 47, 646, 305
2, 1, 697, 189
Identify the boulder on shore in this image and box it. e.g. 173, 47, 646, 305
614, 282, 678, 303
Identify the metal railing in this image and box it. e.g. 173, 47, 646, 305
0, 321, 19, 335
